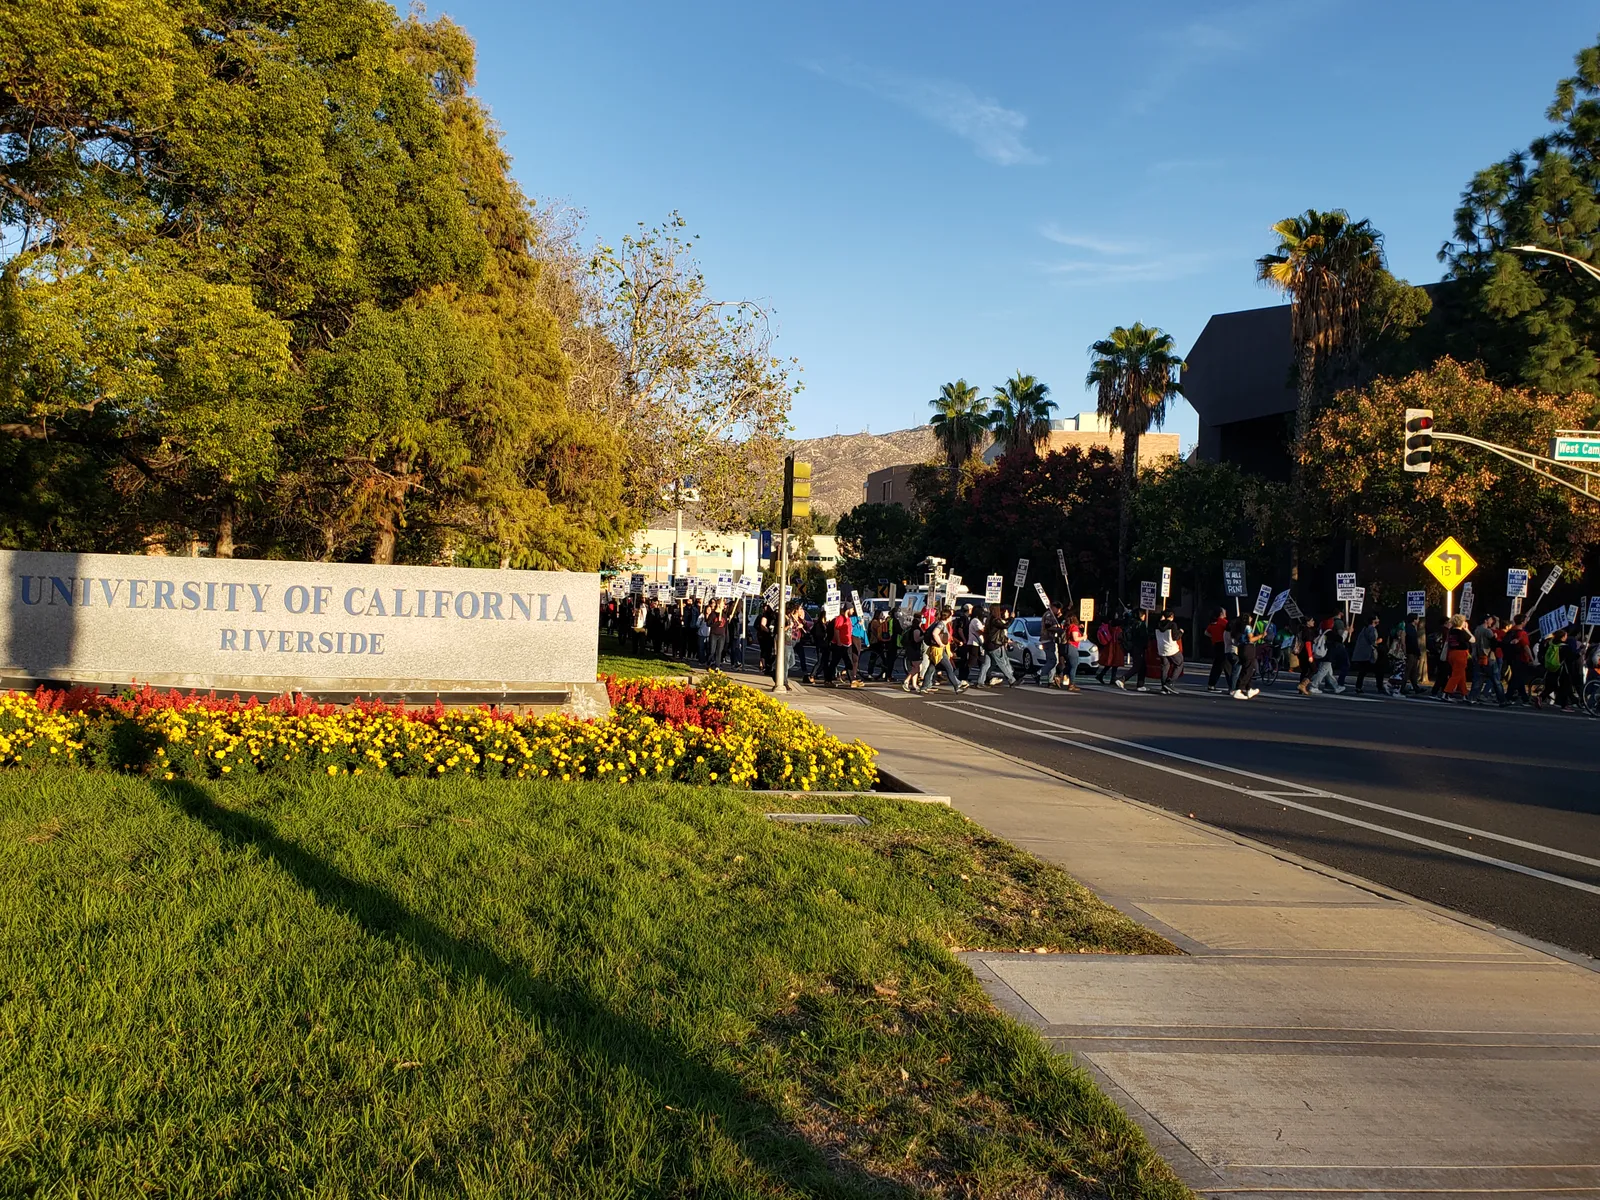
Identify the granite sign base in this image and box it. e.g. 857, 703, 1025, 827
0, 674, 612, 720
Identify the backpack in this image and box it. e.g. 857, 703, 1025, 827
1543, 640, 1563, 671
1311, 631, 1328, 658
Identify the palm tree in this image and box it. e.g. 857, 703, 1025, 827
928, 379, 988, 488
1256, 209, 1385, 578
1087, 324, 1184, 601
987, 373, 1056, 458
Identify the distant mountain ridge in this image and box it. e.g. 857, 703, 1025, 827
788, 425, 941, 517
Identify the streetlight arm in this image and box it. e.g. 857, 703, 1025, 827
1508, 244, 1600, 284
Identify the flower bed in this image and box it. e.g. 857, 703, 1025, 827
0, 675, 876, 791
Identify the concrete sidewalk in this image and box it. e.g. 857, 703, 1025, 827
776, 684, 1600, 1200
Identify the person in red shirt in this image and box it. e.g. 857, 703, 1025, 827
1204, 607, 1232, 692
829, 605, 861, 688
1501, 614, 1533, 705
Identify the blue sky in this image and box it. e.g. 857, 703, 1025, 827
437, 0, 1598, 448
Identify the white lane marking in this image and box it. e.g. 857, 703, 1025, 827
928, 701, 1600, 897
948, 701, 1600, 870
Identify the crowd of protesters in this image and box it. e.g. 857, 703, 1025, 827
600, 595, 753, 671
605, 587, 1598, 713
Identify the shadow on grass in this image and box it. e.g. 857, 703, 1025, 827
155, 778, 907, 1198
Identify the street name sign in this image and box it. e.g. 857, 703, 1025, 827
1223, 560, 1246, 597
1423, 537, 1477, 589
1551, 430, 1600, 462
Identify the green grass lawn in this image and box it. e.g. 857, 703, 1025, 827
0, 770, 1185, 1199
599, 630, 694, 678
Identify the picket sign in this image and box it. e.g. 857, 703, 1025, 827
1406, 589, 1426, 615
1033, 582, 1050, 608
823, 599, 840, 620
1268, 589, 1290, 617
1348, 587, 1365, 615
1079, 597, 1095, 623
1014, 559, 1030, 589
984, 573, 1004, 604
1538, 608, 1567, 638
1253, 584, 1272, 616
1507, 568, 1530, 598
1056, 548, 1068, 578
1460, 582, 1475, 620
1587, 596, 1600, 625
1540, 566, 1563, 595
1139, 581, 1158, 610
1160, 566, 1172, 599
1335, 572, 1358, 601
1282, 596, 1305, 621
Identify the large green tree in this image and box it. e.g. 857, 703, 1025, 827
1441, 36, 1600, 396
1086, 323, 1184, 601
1131, 458, 1290, 629
0, 0, 626, 568
1301, 358, 1600, 583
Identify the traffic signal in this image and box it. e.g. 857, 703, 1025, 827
782, 455, 811, 525
1404, 408, 1433, 473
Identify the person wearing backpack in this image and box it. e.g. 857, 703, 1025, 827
1350, 614, 1384, 694
1537, 628, 1572, 710
981, 606, 1018, 687
1502, 614, 1533, 705
1229, 613, 1261, 699
1096, 613, 1120, 685
1295, 618, 1324, 695
900, 611, 925, 692
1306, 618, 1344, 695
1116, 610, 1151, 691
920, 606, 969, 693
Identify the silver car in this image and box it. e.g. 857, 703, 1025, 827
1007, 617, 1099, 678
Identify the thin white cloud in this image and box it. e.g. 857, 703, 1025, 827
804, 59, 1044, 166
1038, 253, 1216, 286
1146, 157, 1226, 176
1039, 223, 1146, 254
1127, 3, 1301, 114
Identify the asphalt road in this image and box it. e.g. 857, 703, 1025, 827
828, 671, 1600, 959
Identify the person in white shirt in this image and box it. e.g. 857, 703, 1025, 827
1155, 611, 1184, 695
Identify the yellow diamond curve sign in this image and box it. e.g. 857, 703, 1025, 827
1423, 536, 1478, 589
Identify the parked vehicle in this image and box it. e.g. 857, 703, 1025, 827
1006, 617, 1099, 677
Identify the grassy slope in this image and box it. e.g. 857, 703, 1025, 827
599, 631, 694, 679
0, 771, 1184, 1199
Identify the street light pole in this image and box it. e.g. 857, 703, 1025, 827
1509, 244, 1600, 284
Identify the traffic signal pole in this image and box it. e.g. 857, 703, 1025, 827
1405, 407, 1600, 503
774, 527, 790, 691
774, 454, 811, 692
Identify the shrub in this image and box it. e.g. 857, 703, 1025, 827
0, 675, 876, 792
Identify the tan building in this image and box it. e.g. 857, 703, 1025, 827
981, 412, 1179, 468
863, 413, 1179, 508
862, 463, 920, 507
